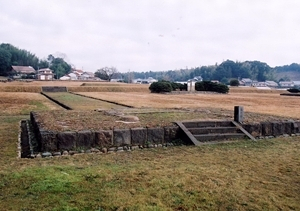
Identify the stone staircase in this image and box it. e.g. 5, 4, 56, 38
175, 120, 255, 146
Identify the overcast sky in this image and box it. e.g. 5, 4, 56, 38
1, 0, 300, 72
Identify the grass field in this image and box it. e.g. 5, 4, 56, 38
0, 81, 299, 210
77, 91, 300, 121
44, 92, 126, 110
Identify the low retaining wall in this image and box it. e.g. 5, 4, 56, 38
30, 112, 181, 156
243, 121, 300, 138
41, 86, 68, 92
27, 111, 300, 158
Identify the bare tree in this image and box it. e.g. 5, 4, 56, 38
95, 66, 118, 81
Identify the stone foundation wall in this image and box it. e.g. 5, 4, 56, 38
242, 121, 300, 138
41, 86, 68, 92
29, 111, 300, 157
30, 112, 181, 154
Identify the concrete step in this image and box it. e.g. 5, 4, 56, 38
194, 133, 246, 142
189, 126, 240, 135
183, 121, 233, 128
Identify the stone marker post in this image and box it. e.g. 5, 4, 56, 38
188, 81, 195, 92
234, 106, 244, 123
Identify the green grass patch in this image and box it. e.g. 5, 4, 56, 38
45, 92, 125, 110
20, 100, 49, 114
0, 138, 299, 210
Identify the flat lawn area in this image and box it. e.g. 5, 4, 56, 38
0, 86, 299, 210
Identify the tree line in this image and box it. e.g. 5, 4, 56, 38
122, 60, 300, 83
121, 60, 279, 84
1, 43, 300, 82
0, 43, 71, 79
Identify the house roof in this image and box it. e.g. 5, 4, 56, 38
279, 81, 293, 84
38, 68, 53, 74
293, 81, 300, 85
75, 69, 84, 73
241, 78, 252, 82
82, 72, 95, 77
11, 66, 36, 74
265, 81, 278, 86
60, 75, 71, 80
37, 68, 54, 76
68, 73, 78, 77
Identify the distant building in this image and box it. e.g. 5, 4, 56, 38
37, 68, 54, 80
265, 81, 278, 87
11, 66, 36, 79
188, 76, 203, 82
11, 66, 36, 74
133, 77, 157, 84
293, 81, 300, 87
279, 81, 294, 88
110, 78, 124, 82
59, 69, 96, 81
252, 81, 266, 87
59, 75, 71, 80
240, 78, 252, 86
67, 73, 78, 80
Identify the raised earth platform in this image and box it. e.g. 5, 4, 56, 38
19, 110, 300, 158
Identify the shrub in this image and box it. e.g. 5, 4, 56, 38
287, 88, 300, 93
170, 82, 180, 90
170, 82, 187, 91
180, 83, 187, 91
230, 79, 239, 86
149, 81, 172, 93
195, 81, 229, 94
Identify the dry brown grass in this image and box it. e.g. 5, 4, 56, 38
0, 80, 84, 87
0, 92, 62, 115
0, 81, 150, 92
80, 92, 300, 118
78, 92, 300, 120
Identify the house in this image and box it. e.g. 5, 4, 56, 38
133, 78, 143, 84
78, 72, 95, 80
187, 76, 203, 82
11, 66, 36, 78
146, 77, 157, 83
252, 81, 266, 87
279, 81, 294, 88
11, 66, 36, 74
59, 75, 71, 80
293, 81, 300, 87
241, 78, 252, 86
265, 81, 278, 87
133, 77, 157, 84
72, 69, 84, 75
68, 73, 78, 80
37, 68, 54, 80
59, 70, 95, 81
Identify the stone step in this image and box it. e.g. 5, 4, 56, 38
188, 127, 240, 135
183, 121, 233, 128
194, 133, 246, 142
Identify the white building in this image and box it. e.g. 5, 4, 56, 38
37, 68, 54, 80
279, 81, 294, 88
133, 77, 157, 84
